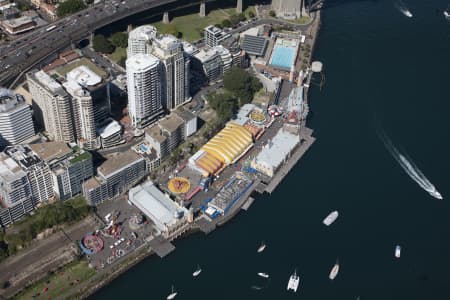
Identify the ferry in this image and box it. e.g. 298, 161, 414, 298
257, 241, 266, 253
395, 245, 401, 258
287, 269, 300, 292
323, 211, 339, 226
257, 272, 269, 278
167, 285, 177, 300
192, 265, 202, 277
329, 259, 339, 280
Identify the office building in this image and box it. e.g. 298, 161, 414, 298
126, 54, 164, 128
63, 80, 98, 150
0, 152, 34, 227
151, 34, 188, 110
5, 145, 54, 204
29, 142, 93, 201
0, 89, 35, 148
204, 25, 231, 47
127, 25, 158, 57
83, 150, 147, 206
27, 70, 75, 143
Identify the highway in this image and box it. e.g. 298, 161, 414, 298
0, 0, 180, 87
0, 0, 315, 88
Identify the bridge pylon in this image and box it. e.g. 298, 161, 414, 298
199, 1, 206, 18
236, 0, 243, 14
163, 12, 170, 24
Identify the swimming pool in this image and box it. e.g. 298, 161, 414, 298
269, 45, 296, 70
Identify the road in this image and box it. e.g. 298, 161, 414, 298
0, 0, 315, 88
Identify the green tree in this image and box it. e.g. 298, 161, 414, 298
93, 34, 115, 54
223, 67, 262, 106
237, 13, 246, 22
269, 10, 276, 17
56, 0, 87, 17
248, 11, 255, 19
229, 14, 241, 26
110, 32, 128, 48
207, 92, 238, 123
221, 19, 232, 28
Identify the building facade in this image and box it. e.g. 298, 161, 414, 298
27, 70, 75, 143
0, 89, 35, 148
126, 54, 164, 128
127, 25, 158, 57
204, 25, 231, 47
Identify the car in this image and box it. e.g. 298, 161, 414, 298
120, 237, 125, 242
109, 245, 114, 249
114, 241, 120, 246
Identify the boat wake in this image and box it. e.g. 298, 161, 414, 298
395, 0, 413, 17
377, 129, 442, 199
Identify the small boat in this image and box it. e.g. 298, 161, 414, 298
193, 265, 202, 277
444, 10, 449, 19
395, 245, 401, 258
329, 259, 339, 280
166, 285, 177, 300
287, 269, 300, 292
404, 10, 413, 17
323, 211, 339, 226
257, 272, 269, 278
257, 241, 266, 253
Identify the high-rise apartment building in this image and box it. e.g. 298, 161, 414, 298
27, 70, 75, 143
204, 25, 231, 47
0, 89, 35, 148
127, 25, 157, 57
126, 54, 164, 128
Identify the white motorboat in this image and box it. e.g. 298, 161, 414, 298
192, 265, 202, 277
323, 211, 339, 226
445, 10, 450, 19
395, 245, 401, 258
404, 10, 413, 17
287, 269, 300, 292
257, 241, 266, 253
167, 285, 177, 300
257, 272, 269, 278
329, 259, 339, 280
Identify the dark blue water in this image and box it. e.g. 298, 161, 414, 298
91, 0, 450, 299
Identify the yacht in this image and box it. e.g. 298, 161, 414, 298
257, 272, 269, 278
167, 285, 177, 300
395, 245, 401, 258
323, 211, 339, 226
192, 265, 202, 277
329, 259, 339, 280
287, 269, 300, 292
257, 241, 266, 253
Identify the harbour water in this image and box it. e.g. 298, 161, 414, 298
91, 0, 450, 299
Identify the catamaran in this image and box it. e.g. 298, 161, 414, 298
329, 259, 339, 280
323, 211, 339, 226
192, 265, 202, 277
395, 245, 401, 258
257, 272, 269, 278
287, 269, 300, 292
257, 241, 266, 253
166, 285, 177, 300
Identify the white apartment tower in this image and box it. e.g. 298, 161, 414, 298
127, 25, 158, 57
27, 70, 75, 143
0, 89, 35, 148
63, 80, 98, 150
152, 34, 188, 110
126, 54, 164, 128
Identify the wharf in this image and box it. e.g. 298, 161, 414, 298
241, 197, 255, 211
147, 236, 175, 258
265, 127, 316, 194
195, 215, 216, 235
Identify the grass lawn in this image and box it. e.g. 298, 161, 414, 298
14, 260, 95, 300
153, 6, 255, 42
108, 46, 126, 64
55, 57, 106, 78
290, 16, 311, 24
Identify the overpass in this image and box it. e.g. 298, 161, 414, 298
0, 0, 244, 87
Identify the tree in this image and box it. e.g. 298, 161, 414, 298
248, 11, 255, 19
221, 19, 232, 28
269, 10, 276, 17
110, 32, 128, 48
207, 92, 238, 123
223, 67, 262, 106
85, 0, 94, 4
93, 34, 115, 54
56, 0, 87, 17
229, 14, 241, 26
237, 13, 246, 22
214, 23, 223, 29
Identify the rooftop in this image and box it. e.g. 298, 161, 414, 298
194, 48, 219, 63
0, 89, 27, 113
66, 65, 102, 87
0, 152, 27, 183
159, 114, 184, 134
253, 129, 299, 169
29, 142, 72, 163
98, 150, 143, 177
241, 35, 269, 57
126, 53, 160, 71
2, 16, 33, 28
129, 25, 157, 41
97, 118, 122, 139
32, 70, 66, 95
174, 108, 196, 122
145, 124, 167, 144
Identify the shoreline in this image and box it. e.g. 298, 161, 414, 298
77, 10, 322, 300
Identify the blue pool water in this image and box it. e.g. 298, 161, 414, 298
270, 46, 296, 70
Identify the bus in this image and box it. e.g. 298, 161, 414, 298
46, 25, 57, 32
